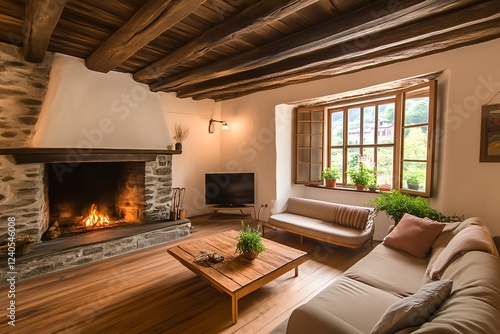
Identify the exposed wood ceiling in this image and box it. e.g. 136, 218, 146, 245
0, 0, 499, 101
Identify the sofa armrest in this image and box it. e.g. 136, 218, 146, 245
286, 304, 364, 334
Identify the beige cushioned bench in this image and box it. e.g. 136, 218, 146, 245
264, 197, 374, 248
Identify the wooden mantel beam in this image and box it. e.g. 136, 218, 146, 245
23, 0, 66, 63
149, 0, 474, 93
183, 4, 500, 100
85, 0, 205, 73
133, 0, 317, 83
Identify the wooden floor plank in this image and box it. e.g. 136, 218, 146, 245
0, 215, 375, 333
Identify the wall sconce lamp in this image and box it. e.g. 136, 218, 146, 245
208, 119, 229, 134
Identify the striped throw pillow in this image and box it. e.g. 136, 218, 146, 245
332, 204, 372, 230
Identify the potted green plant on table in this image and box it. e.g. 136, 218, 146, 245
321, 166, 341, 187
346, 163, 376, 191
365, 190, 463, 225
235, 223, 266, 259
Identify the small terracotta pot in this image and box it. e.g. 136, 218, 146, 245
325, 179, 336, 187
355, 184, 366, 191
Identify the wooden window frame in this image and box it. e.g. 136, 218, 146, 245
294, 80, 437, 197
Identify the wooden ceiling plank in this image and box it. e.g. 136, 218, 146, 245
85, 0, 206, 73
199, 23, 500, 101
23, 0, 67, 63
181, 11, 500, 100
150, 0, 480, 92
133, 0, 317, 83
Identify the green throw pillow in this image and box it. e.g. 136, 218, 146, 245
370, 279, 453, 334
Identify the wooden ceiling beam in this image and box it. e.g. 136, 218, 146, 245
23, 0, 66, 63
182, 9, 500, 100
133, 0, 317, 83
85, 0, 205, 73
149, 0, 479, 93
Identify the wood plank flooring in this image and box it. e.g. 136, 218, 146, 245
0, 215, 375, 334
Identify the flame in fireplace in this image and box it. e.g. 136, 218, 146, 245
84, 204, 110, 228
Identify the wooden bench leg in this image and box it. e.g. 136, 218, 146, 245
300, 235, 303, 244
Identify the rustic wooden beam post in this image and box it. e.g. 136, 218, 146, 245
85, 0, 205, 73
23, 0, 66, 63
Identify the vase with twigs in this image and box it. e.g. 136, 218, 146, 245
172, 123, 189, 151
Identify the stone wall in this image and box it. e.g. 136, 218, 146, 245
0, 43, 53, 243
0, 43, 53, 148
145, 155, 172, 221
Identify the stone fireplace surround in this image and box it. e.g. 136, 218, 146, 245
0, 150, 191, 282
0, 44, 190, 282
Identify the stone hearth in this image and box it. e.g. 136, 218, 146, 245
0, 219, 190, 282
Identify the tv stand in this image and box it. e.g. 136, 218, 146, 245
209, 205, 255, 218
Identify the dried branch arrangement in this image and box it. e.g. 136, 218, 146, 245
172, 123, 189, 143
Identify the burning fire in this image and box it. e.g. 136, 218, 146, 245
84, 204, 110, 228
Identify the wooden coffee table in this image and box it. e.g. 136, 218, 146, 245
167, 230, 307, 324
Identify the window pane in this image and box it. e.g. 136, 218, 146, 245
297, 111, 310, 121
347, 148, 360, 184
297, 148, 310, 162
311, 134, 322, 149
403, 126, 428, 160
362, 148, 375, 168
311, 122, 323, 134
311, 110, 323, 121
348, 107, 360, 145
297, 163, 310, 182
377, 147, 393, 187
402, 161, 426, 192
298, 122, 310, 134
311, 163, 322, 182
363, 106, 375, 144
330, 148, 343, 182
330, 111, 343, 146
405, 87, 429, 126
297, 134, 310, 147
378, 103, 395, 144
312, 149, 322, 163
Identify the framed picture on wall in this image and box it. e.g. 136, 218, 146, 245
480, 103, 500, 162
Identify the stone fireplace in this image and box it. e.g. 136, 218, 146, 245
0, 151, 190, 281
0, 43, 188, 282
47, 162, 146, 238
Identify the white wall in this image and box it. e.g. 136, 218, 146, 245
158, 92, 221, 217
33, 54, 172, 149
221, 38, 500, 239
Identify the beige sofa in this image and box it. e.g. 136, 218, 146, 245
286, 215, 500, 334
265, 197, 374, 248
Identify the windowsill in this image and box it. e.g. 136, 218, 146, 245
305, 184, 383, 194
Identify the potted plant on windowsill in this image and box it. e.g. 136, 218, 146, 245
235, 223, 266, 259
321, 166, 341, 187
346, 163, 376, 191
405, 170, 424, 190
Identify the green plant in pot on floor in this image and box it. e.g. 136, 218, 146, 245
366, 190, 463, 225
235, 223, 266, 259
321, 166, 341, 187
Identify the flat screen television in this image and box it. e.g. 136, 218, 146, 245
205, 172, 255, 207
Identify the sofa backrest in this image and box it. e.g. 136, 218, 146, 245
285, 197, 374, 230
415, 251, 500, 334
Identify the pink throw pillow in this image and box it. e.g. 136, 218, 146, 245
383, 213, 446, 258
